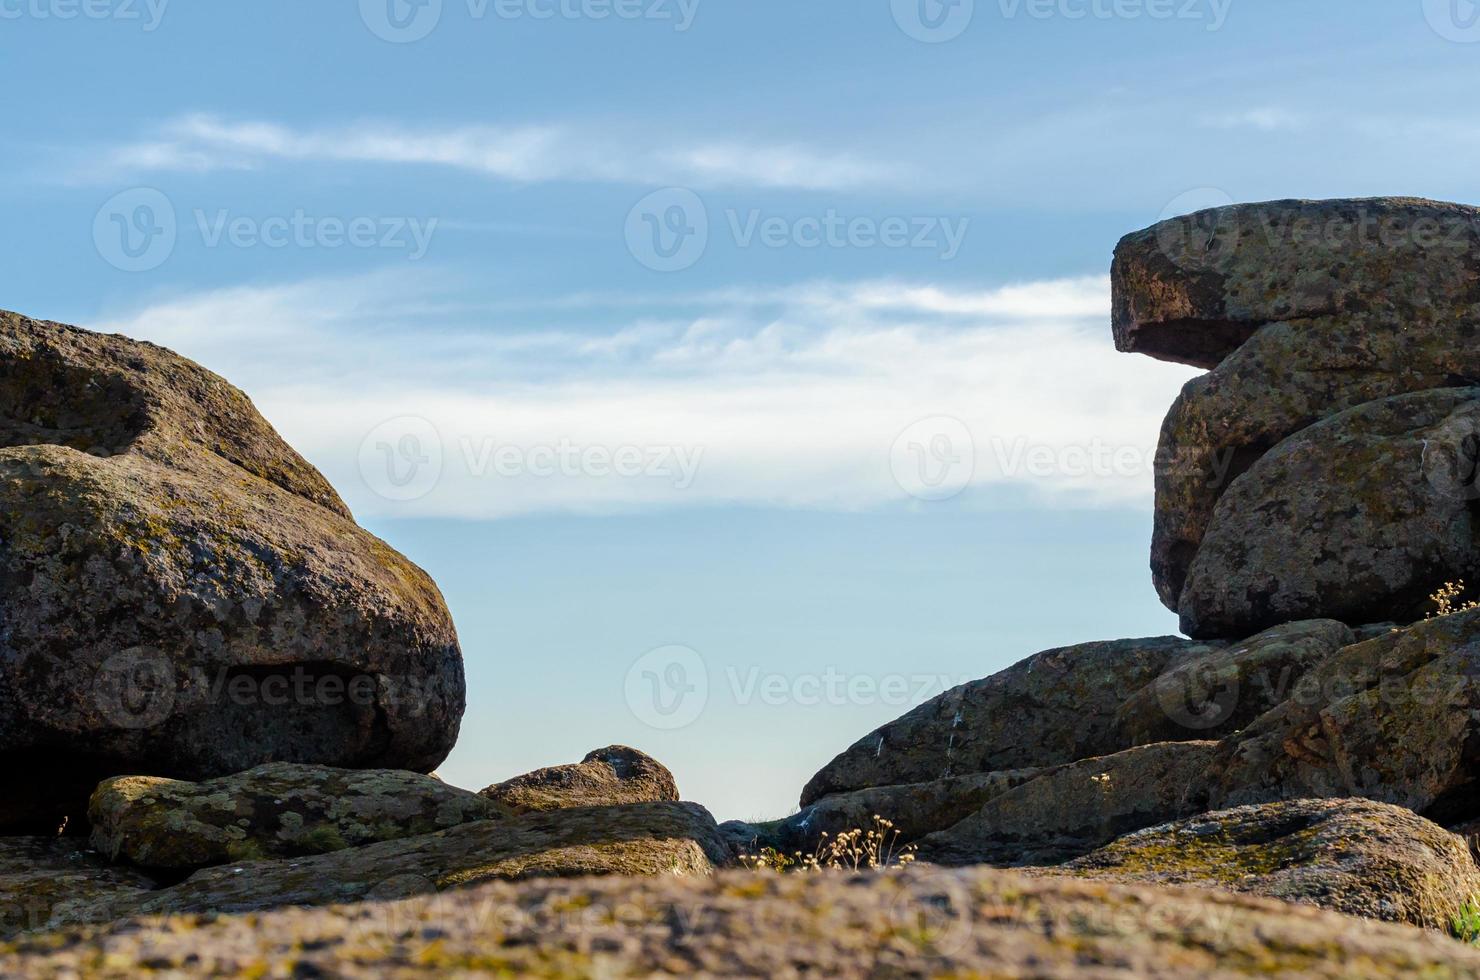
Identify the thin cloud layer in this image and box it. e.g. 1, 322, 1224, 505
93, 113, 899, 191
95, 272, 1197, 520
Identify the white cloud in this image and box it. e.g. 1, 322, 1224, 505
93, 271, 1197, 520
90, 113, 899, 192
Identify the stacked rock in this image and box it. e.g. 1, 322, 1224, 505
778, 201, 1480, 931
1113, 198, 1480, 638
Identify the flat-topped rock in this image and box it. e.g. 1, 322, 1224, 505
9, 865, 1479, 977
1051, 798, 1480, 931
1112, 197, 1480, 369
480, 746, 678, 814
89, 764, 501, 872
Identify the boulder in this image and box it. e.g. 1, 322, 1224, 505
800, 634, 1223, 807
1112, 620, 1354, 745
1112, 197, 1480, 369
122, 801, 729, 919
0, 837, 156, 939
801, 624, 1347, 809
89, 764, 501, 872
724, 768, 1043, 857
11, 866, 1479, 977
0, 310, 465, 832
1115, 201, 1480, 617
1178, 389, 1480, 636
1051, 798, 1480, 931
1207, 605, 1480, 820
480, 746, 678, 813
917, 741, 1218, 866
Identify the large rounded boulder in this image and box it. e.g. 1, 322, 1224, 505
0, 310, 465, 831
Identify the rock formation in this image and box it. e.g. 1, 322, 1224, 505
0, 310, 465, 832
89, 764, 502, 872
1113, 198, 1480, 636
479, 745, 679, 813
7, 866, 1479, 977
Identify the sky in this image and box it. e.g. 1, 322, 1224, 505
3, 0, 1477, 820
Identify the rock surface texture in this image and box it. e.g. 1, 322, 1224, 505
5, 867, 1479, 978
89, 763, 501, 872
800, 604, 1480, 874
0, 310, 465, 832
1051, 798, 1480, 932
480, 745, 679, 814
125, 801, 730, 921
1112, 198, 1480, 635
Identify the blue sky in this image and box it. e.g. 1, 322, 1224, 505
3, 0, 1477, 819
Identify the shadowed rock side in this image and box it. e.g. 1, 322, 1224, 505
89, 764, 503, 873
0, 837, 157, 939
1046, 798, 1480, 932
1178, 389, 1480, 636
1111, 197, 1480, 369
800, 608, 1480, 867
1113, 199, 1480, 624
6, 867, 1480, 978
802, 621, 1351, 808
0, 310, 465, 832
480, 745, 679, 814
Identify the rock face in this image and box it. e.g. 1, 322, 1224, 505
0, 311, 465, 832
0, 837, 156, 940
480, 746, 679, 814
1178, 389, 1480, 637
799, 607, 1480, 870
89, 764, 501, 872
8, 866, 1479, 978
917, 742, 1218, 866
1113, 199, 1480, 632
800, 634, 1225, 806
1112, 197, 1480, 370
128, 801, 730, 919
1053, 798, 1480, 932
725, 768, 1043, 857
802, 622, 1351, 809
